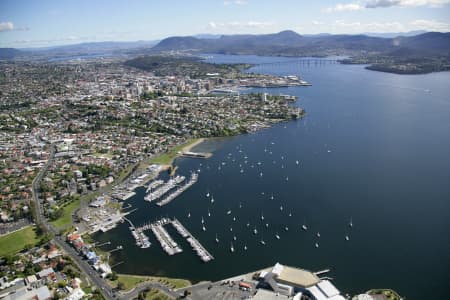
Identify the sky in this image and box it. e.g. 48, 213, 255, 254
1, 0, 449, 48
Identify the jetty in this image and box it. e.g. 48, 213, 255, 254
131, 217, 214, 262
146, 179, 164, 193
172, 218, 214, 262
124, 217, 151, 248
180, 151, 212, 159
144, 175, 185, 202
156, 172, 199, 206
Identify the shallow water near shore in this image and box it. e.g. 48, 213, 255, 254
94, 55, 450, 299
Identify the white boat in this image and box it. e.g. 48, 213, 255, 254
280, 206, 283, 211
240, 169, 244, 173
286, 177, 289, 181
187, 212, 191, 218
349, 218, 353, 228
296, 160, 299, 165
315, 243, 319, 248
206, 192, 210, 197
345, 235, 350, 241
227, 210, 232, 215
253, 227, 258, 235
265, 223, 269, 228
215, 234, 219, 243
202, 225, 206, 231
233, 236, 237, 241
260, 172, 263, 177
207, 210, 211, 217
233, 217, 236, 221
239, 202, 242, 208
317, 232, 321, 238
211, 196, 214, 203
285, 226, 289, 231
230, 227, 233, 232
270, 194, 274, 200
246, 222, 250, 227
230, 242, 235, 253
302, 224, 308, 231
244, 245, 248, 251
201, 217, 204, 224
260, 239, 266, 245
275, 233, 280, 240
261, 213, 264, 221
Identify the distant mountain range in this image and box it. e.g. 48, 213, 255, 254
151, 30, 450, 57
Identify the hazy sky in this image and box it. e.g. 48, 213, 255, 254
1, 0, 449, 48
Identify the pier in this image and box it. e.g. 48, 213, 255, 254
144, 175, 185, 202
124, 217, 151, 248
131, 217, 214, 262
156, 172, 199, 206
180, 151, 212, 159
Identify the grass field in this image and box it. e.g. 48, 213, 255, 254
109, 274, 190, 291
0, 226, 39, 257
145, 288, 171, 300
149, 139, 201, 165
50, 198, 80, 229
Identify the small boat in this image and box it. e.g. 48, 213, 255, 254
230, 242, 235, 253
270, 194, 274, 200
349, 218, 353, 228
246, 222, 250, 227
240, 169, 244, 173
253, 227, 258, 235
230, 227, 233, 232
288, 212, 292, 217
327, 150, 331, 153
239, 202, 242, 208
207, 210, 211, 217
260, 172, 263, 177
345, 235, 350, 241
187, 212, 191, 218
265, 223, 269, 228
261, 213, 264, 221
211, 196, 214, 204
286, 177, 289, 181
302, 224, 308, 231
227, 210, 232, 215
202, 225, 206, 231
260, 239, 266, 245
201, 217, 204, 224
285, 226, 289, 231
233, 236, 237, 241
215, 234, 219, 243
233, 217, 236, 221
315, 243, 319, 248
275, 233, 280, 240
280, 206, 283, 211
317, 232, 321, 238
206, 192, 210, 197
296, 160, 299, 165
244, 245, 248, 251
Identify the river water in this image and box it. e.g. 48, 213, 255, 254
95, 55, 450, 299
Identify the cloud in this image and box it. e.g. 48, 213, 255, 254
0, 21, 14, 32
0, 21, 29, 32
409, 19, 450, 31
324, 0, 450, 12
323, 3, 364, 12
208, 21, 274, 30
312, 20, 325, 25
224, 0, 248, 5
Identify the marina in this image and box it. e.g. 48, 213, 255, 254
131, 217, 214, 262
156, 172, 199, 206
144, 175, 185, 202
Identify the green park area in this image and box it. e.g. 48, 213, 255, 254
0, 226, 40, 257
108, 274, 190, 292
149, 139, 201, 165
50, 198, 81, 229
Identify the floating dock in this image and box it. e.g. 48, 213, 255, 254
156, 173, 198, 206
132, 217, 214, 262
144, 175, 185, 202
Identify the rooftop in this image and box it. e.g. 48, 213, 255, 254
275, 264, 320, 288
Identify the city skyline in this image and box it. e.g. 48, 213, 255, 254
0, 0, 449, 48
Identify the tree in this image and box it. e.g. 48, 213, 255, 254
117, 281, 125, 290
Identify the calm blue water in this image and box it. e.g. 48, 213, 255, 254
95, 55, 450, 299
